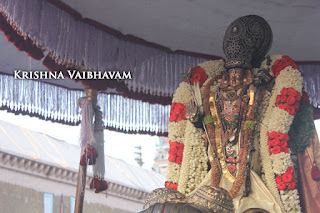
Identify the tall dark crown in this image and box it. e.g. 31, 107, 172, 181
223, 15, 273, 69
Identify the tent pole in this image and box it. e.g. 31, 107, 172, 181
74, 163, 87, 213
75, 89, 98, 213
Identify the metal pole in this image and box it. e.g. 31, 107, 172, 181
74, 88, 98, 213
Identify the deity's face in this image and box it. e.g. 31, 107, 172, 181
228, 68, 245, 89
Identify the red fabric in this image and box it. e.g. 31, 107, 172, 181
90, 176, 108, 193
80, 144, 98, 166
311, 165, 320, 181
297, 130, 320, 213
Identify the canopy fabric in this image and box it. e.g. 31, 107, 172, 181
300, 64, 320, 108
0, 74, 170, 135
0, 0, 216, 105
0, 67, 319, 137
1, 0, 319, 105
0, 0, 320, 135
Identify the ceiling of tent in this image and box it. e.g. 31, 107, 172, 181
59, 0, 320, 61
1, 0, 319, 90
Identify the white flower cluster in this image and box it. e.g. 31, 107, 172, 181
267, 108, 294, 133
168, 120, 188, 143
270, 153, 294, 175
259, 55, 303, 212
178, 122, 207, 195
280, 190, 302, 213
167, 162, 181, 183
172, 81, 193, 104
276, 68, 303, 93
198, 59, 226, 78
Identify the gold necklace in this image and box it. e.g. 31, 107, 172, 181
209, 95, 236, 183
203, 78, 254, 198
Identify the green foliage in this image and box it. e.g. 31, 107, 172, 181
204, 115, 214, 125
288, 103, 314, 152
244, 121, 256, 130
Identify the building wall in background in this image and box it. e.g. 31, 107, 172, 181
0, 182, 131, 213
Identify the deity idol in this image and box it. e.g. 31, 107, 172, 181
142, 15, 319, 213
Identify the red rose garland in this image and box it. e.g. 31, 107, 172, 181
169, 102, 187, 122
275, 88, 301, 116
272, 55, 298, 77
275, 166, 296, 190
168, 141, 184, 165
184, 66, 208, 87
268, 131, 289, 154
265, 55, 303, 211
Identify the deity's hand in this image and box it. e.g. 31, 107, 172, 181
201, 133, 208, 149
253, 68, 273, 86
186, 101, 203, 128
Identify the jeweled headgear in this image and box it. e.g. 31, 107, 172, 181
223, 15, 273, 69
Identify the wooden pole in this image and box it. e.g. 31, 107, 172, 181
74, 89, 98, 213
74, 163, 87, 213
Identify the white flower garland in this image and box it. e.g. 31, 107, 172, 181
166, 60, 225, 189
172, 81, 194, 104
167, 162, 181, 183
167, 81, 193, 184
259, 56, 303, 212
178, 121, 208, 194
168, 120, 188, 143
